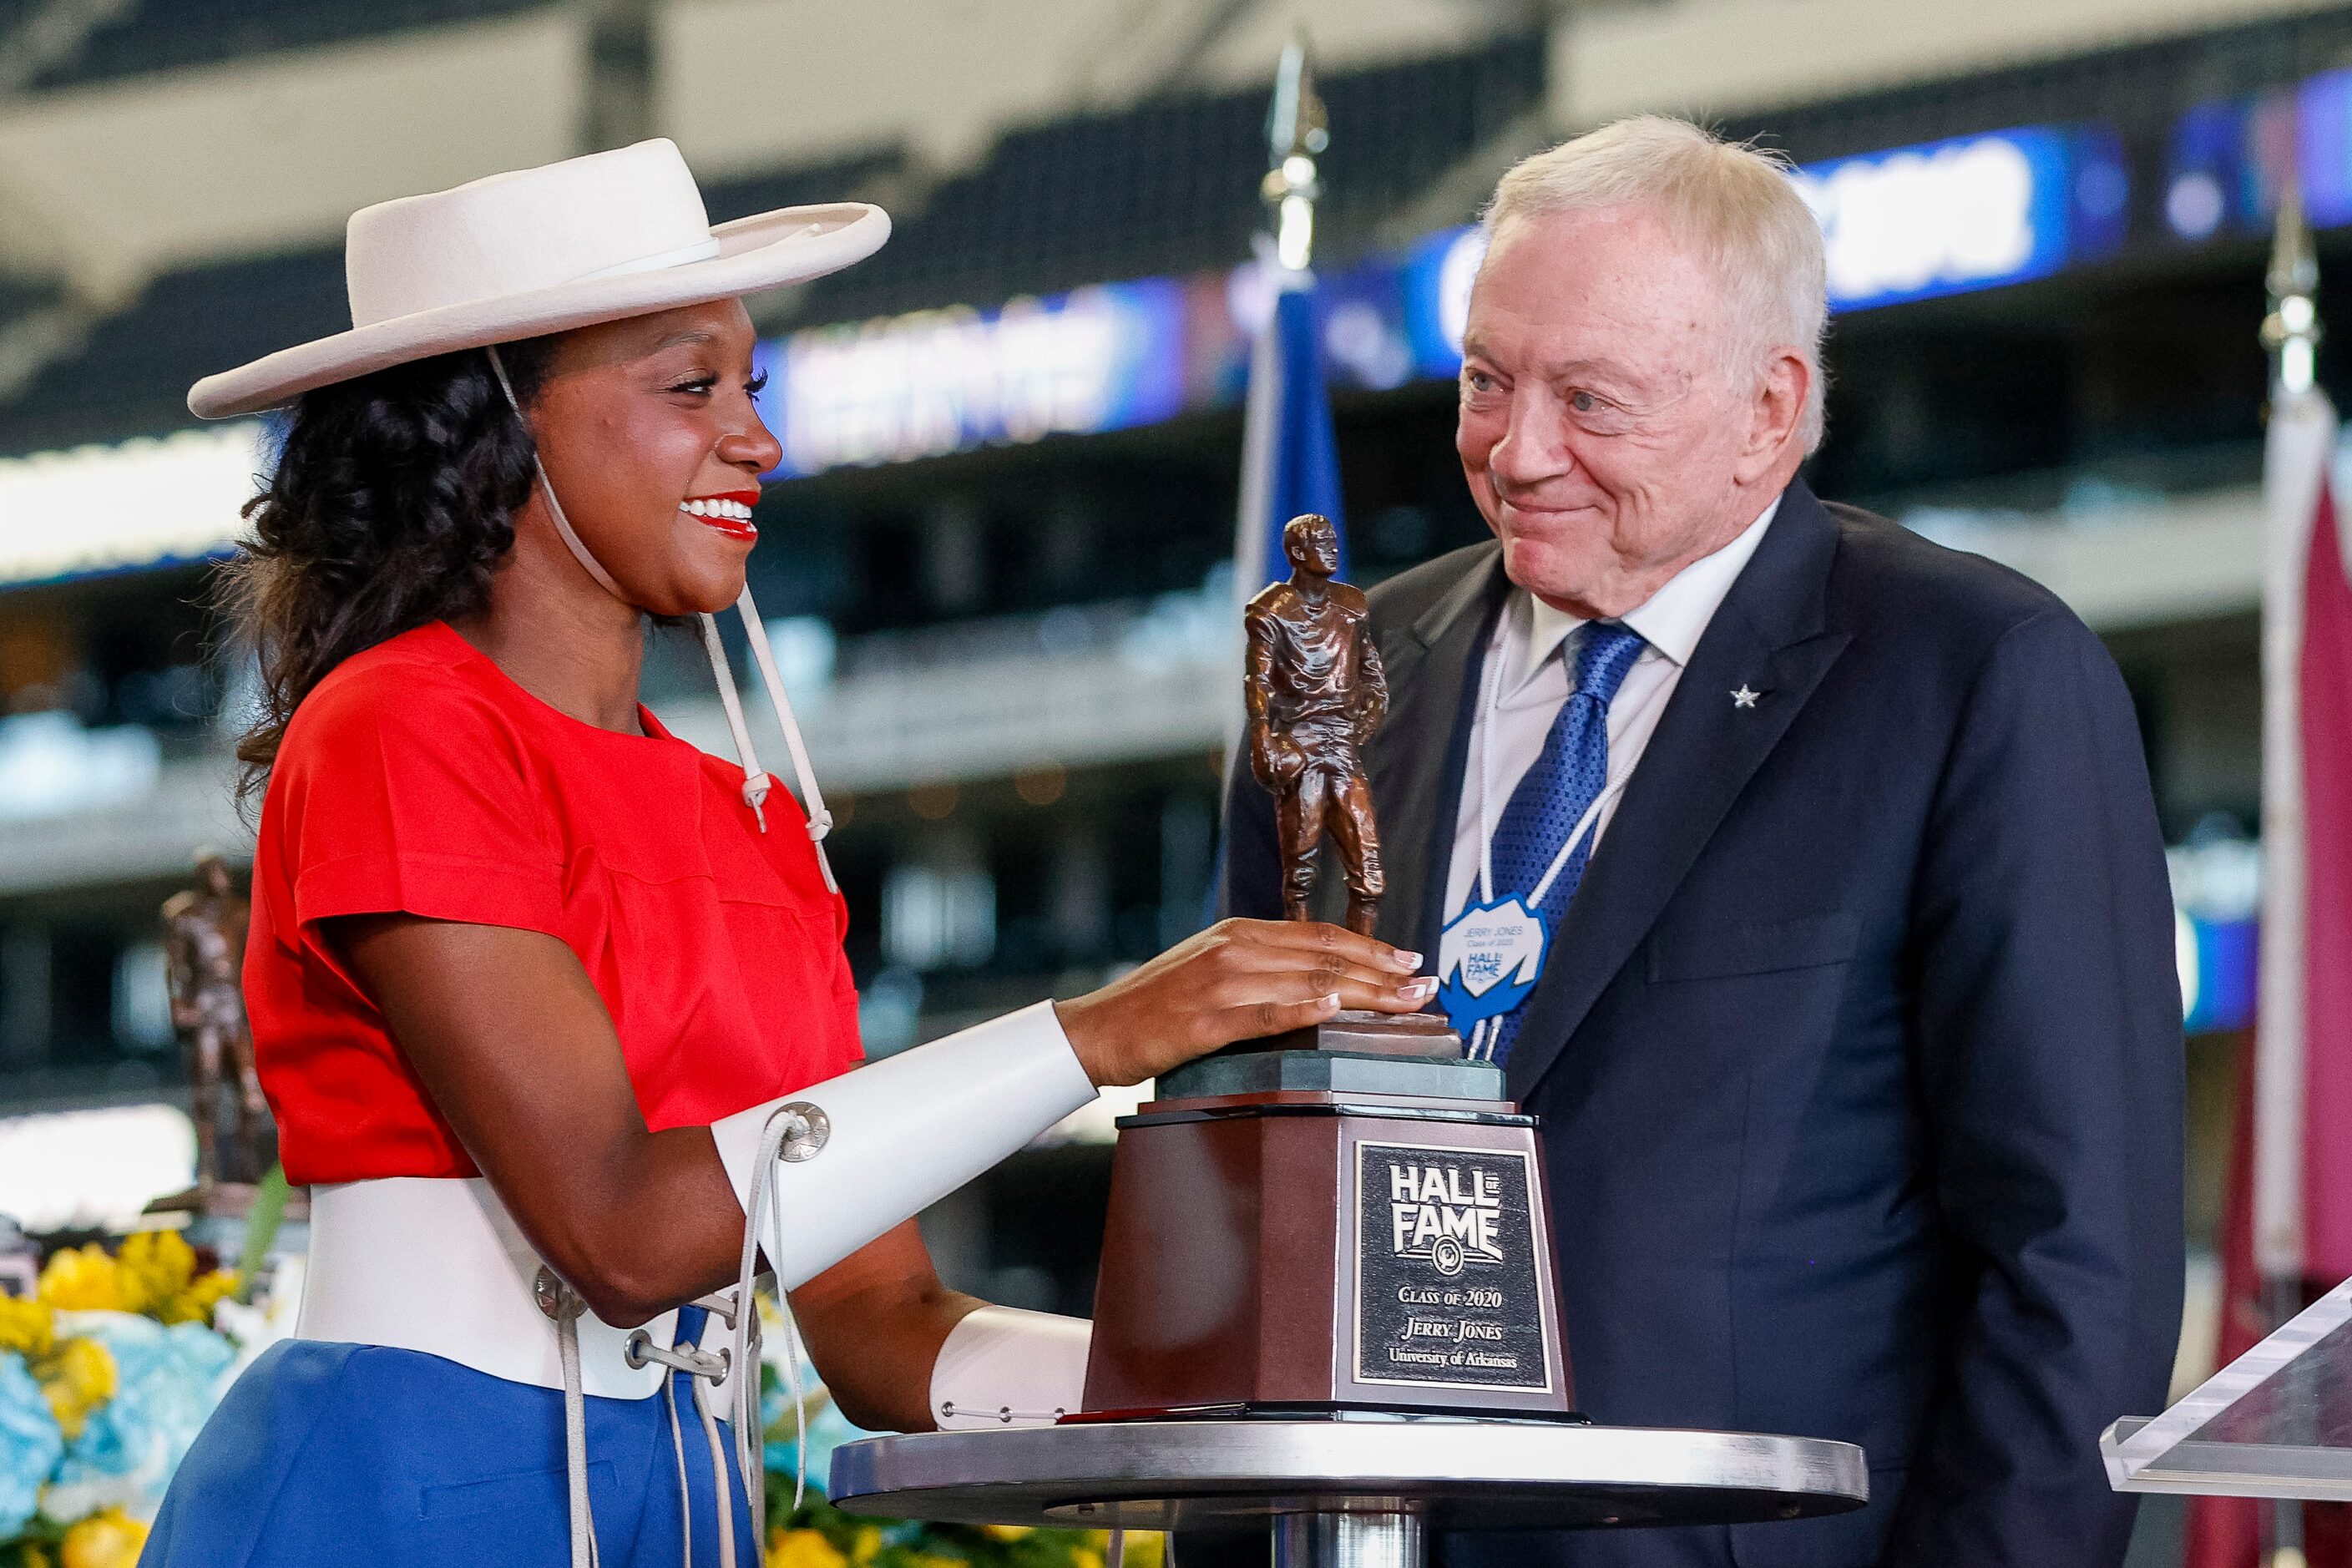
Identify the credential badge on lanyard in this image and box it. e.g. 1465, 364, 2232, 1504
1438, 894, 1548, 1032
1438, 623, 1635, 1060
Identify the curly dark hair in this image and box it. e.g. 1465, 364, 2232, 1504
219, 339, 557, 807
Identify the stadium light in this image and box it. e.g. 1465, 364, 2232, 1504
0, 422, 266, 588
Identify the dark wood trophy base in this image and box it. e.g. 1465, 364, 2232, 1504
1079, 1017, 1578, 1423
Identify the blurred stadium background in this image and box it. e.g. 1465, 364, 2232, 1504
0, 0, 2339, 1553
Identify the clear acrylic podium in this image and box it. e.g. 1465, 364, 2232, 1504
2107, 1276, 2352, 1500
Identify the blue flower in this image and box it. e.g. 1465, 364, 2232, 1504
0, 1351, 64, 1536
50, 1313, 234, 1514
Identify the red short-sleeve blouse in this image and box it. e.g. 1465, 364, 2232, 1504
245, 621, 864, 1186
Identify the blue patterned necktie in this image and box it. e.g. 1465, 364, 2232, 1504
1482, 620, 1646, 1065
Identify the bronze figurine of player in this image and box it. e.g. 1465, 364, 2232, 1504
163, 850, 270, 1188
1245, 513, 1388, 936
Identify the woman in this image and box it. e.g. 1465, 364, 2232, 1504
145, 141, 1436, 1566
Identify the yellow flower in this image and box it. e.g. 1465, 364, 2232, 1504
114, 1230, 199, 1317
0, 1294, 55, 1359
982, 1525, 1035, 1541
37, 1245, 123, 1313
1066, 1550, 1105, 1568
39, 1335, 117, 1440
33, 1232, 235, 1327
766, 1529, 849, 1568
157, 1268, 240, 1328
23, 1545, 53, 1568
61, 1507, 149, 1568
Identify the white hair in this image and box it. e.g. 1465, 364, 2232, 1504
1483, 115, 1828, 452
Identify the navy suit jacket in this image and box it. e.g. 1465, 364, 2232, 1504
1219, 482, 2185, 1568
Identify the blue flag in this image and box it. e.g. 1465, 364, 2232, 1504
1237, 281, 1348, 590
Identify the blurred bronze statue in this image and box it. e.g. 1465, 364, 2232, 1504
1245, 513, 1388, 936
163, 850, 269, 1190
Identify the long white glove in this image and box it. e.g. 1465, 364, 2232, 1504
710, 999, 1097, 1290
932, 1305, 1094, 1429
712, 999, 1099, 1548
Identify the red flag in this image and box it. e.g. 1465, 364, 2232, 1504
2186, 399, 2352, 1563
2302, 481, 2352, 1276
2183, 1009, 2269, 1566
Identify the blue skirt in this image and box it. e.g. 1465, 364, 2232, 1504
141, 1311, 756, 1566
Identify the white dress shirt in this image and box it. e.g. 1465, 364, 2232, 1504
1442, 498, 1780, 923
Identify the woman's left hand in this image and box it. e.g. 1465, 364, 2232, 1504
1052, 917, 1434, 1087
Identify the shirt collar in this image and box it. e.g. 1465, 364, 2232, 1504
1506, 494, 1782, 694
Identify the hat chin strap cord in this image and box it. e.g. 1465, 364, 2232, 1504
488, 350, 1094, 1568
484, 345, 836, 891
480, 338, 926, 1567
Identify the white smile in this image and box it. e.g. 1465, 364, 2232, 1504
680, 498, 755, 521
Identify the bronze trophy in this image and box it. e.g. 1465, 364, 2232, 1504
1080, 515, 1576, 1420
147, 850, 303, 1233
1245, 510, 1386, 935
163, 849, 271, 1191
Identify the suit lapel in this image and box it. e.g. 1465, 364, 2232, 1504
1368, 547, 1508, 959
1502, 483, 1854, 1100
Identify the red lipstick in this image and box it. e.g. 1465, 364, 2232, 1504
681, 489, 761, 541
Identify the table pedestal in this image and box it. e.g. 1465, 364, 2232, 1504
1274, 1508, 1422, 1568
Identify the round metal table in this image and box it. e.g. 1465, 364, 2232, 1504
830, 1419, 1868, 1568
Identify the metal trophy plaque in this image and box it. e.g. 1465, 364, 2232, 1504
1079, 516, 1576, 1421
1353, 1139, 1551, 1395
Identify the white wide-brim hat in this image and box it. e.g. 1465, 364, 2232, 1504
188, 138, 888, 419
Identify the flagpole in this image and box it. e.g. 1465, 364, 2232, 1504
1234, 35, 1331, 619
1229, 35, 1337, 772
1262, 35, 1327, 274
2255, 182, 2324, 1296
2255, 180, 2326, 1568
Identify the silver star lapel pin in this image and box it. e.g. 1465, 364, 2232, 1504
1731, 685, 1761, 709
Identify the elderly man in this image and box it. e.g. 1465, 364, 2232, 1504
1220, 117, 2183, 1565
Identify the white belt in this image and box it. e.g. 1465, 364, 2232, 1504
290, 1008, 1098, 1568
299, 1176, 743, 1408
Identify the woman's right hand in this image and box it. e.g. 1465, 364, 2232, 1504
1052, 918, 1437, 1087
